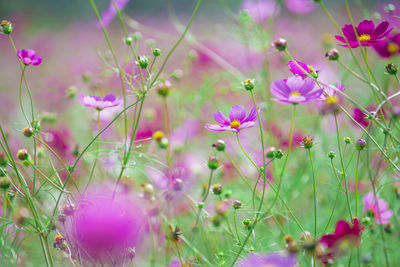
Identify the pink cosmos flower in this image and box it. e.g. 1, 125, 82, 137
205, 105, 258, 133
98, 0, 130, 27
317, 81, 346, 114
363, 192, 393, 224
17, 49, 42, 66
241, 0, 280, 23
373, 33, 400, 58
78, 93, 122, 111
335, 20, 393, 48
288, 60, 318, 79
352, 105, 387, 128
319, 218, 363, 265
61, 185, 147, 264
238, 252, 297, 267
270, 76, 323, 104
284, 0, 315, 14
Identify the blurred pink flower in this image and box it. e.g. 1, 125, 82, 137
363, 192, 393, 224
62, 185, 147, 264
241, 0, 280, 23
284, 0, 315, 14
98, 0, 130, 27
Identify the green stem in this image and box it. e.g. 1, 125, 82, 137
355, 151, 361, 216
308, 149, 317, 237
334, 113, 353, 219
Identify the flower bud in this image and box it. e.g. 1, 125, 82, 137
275, 149, 283, 159
152, 130, 164, 142
123, 36, 134, 45
197, 202, 205, 209
223, 189, 232, 198
0, 152, 7, 167
211, 183, 223, 195
153, 48, 161, 57
0, 20, 13, 35
328, 151, 336, 159
158, 137, 169, 149
302, 136, 314, 149
266, 147, 276, 158
17, 149, 29, 161
136, 55, 149, 69
132, 32, 142, 41
0, 177, 10, 190
273, 38, 287, 52
207, 156, 220, 170
65, 85, 78, 99
355, 138, 366, 150
241, 78, 255, 91
386, 63, 398, 75
22, 127, 33, 137
344, 137, 352, 144
325, 48, 339, 61
146, 39, 155, 48
384, 4, 396, 13
242, 218, 251, 226
30, 119, 41, 132
212, 140, 225, 152
156, 80, 172, 97
232, 199, 242, 210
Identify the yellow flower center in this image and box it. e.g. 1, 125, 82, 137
55, 235, 64, 241
152, 130, 164, 142
230, 120, 241, 128
326, 95, 339, 105
388, 42, 399, 54
359, 34, 371, 42
289, 92, 301, 97
307, 65, 314, 73
96, 101, 103, 105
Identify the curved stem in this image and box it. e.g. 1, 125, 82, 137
308, 149, 317, 237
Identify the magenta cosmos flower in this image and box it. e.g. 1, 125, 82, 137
363, 192, 393, 224
205, 105, 258, 133
319, 218, 364, 265
238, 252, 296, 267
288, 60, 318, 79
335, 20, 393, 48
17, 49, 42, 66
270, 76, 323, 104
61, 186, 147, 264
78, 93, 122, 111
373, 33, 400, 58
317, 81, 346, 114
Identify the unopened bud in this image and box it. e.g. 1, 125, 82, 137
273, 38, 287, 52
232, 199, 242, 209
344, 137, 352, 144
207, 156, 220, 170
325, 48, 339, 61
302, 136, 314, 149
212, 183, 223, 195
156, 80, 172, 97
17, 149, 29, 161
136, 56, 149, 69
355, 138, 366, 150
328, 151, 336, 159
22, 127, 33, 137
386, 63, 398, 75
0, 177, 10, 190
153, 48, 161, 57
241, 78, 255, 91
212, 140, 225, 151
0, 20, 13, 35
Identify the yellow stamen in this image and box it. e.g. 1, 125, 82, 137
152, 130, 164, 142
289, 92, 301, 97
326, 95, 339, 105
388, 43, 399, 54
55, 235, 64, 241
359, 34, 371, 42
307, 65, 314, 72
97, 101, 103, 105
230, 120, 241, 128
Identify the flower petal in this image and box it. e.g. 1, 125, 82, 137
213, 111, 230, 125
229, 105, 246, 122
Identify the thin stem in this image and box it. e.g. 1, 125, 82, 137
202, 170, 214, 203
334, 113, 353, 219
235, 133, 259, 171
308, 149, 317, 237
355, 151, 361, 216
